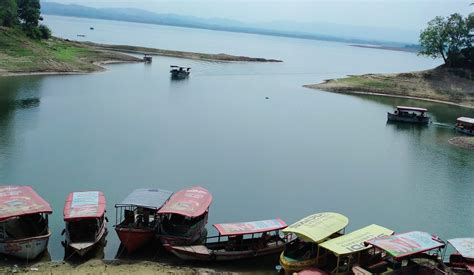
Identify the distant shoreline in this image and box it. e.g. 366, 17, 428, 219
350, 44, 418, 53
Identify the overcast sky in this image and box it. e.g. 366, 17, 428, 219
44, 0, 472, 32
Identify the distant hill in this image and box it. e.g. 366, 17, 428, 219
40, 2, 417, 48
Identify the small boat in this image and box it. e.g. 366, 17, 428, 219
279, 212, 349, 274
90, 27, 94, 30
170, 66, 191, 79
62, 191, 107, 257
164, 218, 289, 261
361, 231, 446, 274
387, 106, 430, 124
158, 186, 212, 245
143, 54, 152, 63
455, 117, 474, 136
77, 34, 86, 37
0, 186, 52, 260
446, 238, 474, 274
114, 188, 173, 253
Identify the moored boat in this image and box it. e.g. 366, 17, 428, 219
158, 186, 212, 245
279, 212, 349, 274
455, 117, 474, 136
62, 191, 107, 257
170, 66, 191, 79
115, 188, 173, 253
387, 106, 430, 124
0, 186, 52, 260
164, 218, 289, 261
446, 238, 474, 274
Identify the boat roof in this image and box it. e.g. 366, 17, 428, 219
457, 117, 474, 125
170, 65, 190, 69
115, 188, 173, 209
320, 224, 394, 256
282, 212, 349, 243
213, 218, 287, 236
448, 238, 474, 260
0, 186, 52, 221
158, 186, 212, 217
396, 106, 427, 112
365, 231, 445, 260
64, 191, 106, 221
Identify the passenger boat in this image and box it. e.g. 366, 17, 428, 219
446, 238, 474, 274
143, 54, 152, 63
62, 191, 107, 257
0, 186, 52, 259
164, 218, 289, 261
114, 188, 173, 253
360, 231, 446, 274
318, 224, 393, 274
170, 66, 191, 79
455, 117, 474, 136
387, 106, 430, 124
279, 212, 349, 274
158, 186, 212, 245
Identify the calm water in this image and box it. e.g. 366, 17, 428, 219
0, 15, 473, 266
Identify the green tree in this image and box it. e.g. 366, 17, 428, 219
17, 0, 41, 28
0, 0, 18, 27
419, 13, 472, 67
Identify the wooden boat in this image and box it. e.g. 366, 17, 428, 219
164, 218, 289, 261
318, 224, 394, 274
387, 106, 430, 124
0, 186, 52, 260
455, 117, 474, 136
360, 231, 447, 274
62, 191, 107, 257
158, 186, 212, 245
446, 238, 474, 274
114, 188, 173, 253
279, 212, 349, 274
170, 66, 191, 79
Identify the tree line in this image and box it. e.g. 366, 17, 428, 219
0, 0, 51, 39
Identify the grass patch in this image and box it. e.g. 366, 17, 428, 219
338, 76, 396, 89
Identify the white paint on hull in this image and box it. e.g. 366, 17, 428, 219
0, 232, 50, 259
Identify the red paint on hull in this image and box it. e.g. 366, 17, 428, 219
115, 227, 154, 253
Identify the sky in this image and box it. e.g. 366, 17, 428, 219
43, 0, 473, 42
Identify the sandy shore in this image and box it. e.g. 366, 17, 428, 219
449, 136, 474, 150
304, 67, 474, 108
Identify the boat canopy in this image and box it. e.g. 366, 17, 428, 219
0, 186, 52, 221
457, 117, 474, 125
213, 218, 287, 236
158, 186, 212, 218
282, 212, 349, 243
448, 238, 474, 260
64, 191, 106, 221
115, 188, 173, 210
396, 106, 427, 112
320, 224, 393, 256
365, 231, 445, 259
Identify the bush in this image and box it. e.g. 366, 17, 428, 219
38, 24, 51, 39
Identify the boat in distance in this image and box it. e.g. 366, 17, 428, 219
455, 117, 474, 136
164, 218, 290, 261
170, 65, 191, 79
114, 188, 173, 253
387, 106, 430, 124
158, 186, 212, 246
62, 191, 107, 257
0, 186, 52, 260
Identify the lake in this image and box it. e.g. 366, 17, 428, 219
1, 15, 473, 268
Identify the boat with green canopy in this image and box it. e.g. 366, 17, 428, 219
279, 212, 349, 273
318, 224, 393, 274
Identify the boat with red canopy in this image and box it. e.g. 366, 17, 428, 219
446, 238, 474, 274
387, 106, 430, 124
158, 186, 212, 245
62, 191, 107, 257
164, 218, 289, 261
115, 188, 173, 253
0, 186, 52, 259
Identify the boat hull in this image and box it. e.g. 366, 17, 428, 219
0, 231, 50, 259
115, 227, 154, 253
170, 71, 190, 79
67, 226, 107, 257
455, 126, 474, 136
279, 252, 327, 274
387, 112, 430, 124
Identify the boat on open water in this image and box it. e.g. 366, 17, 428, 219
387, 106, 430, 124
0, 186, 52, 260
62, 191, 107, 257
455, 117, 474, 136
164, 218, 289, 261
114, 188, 173, 253
158, 186, 212, 245
170, 66, 191, 79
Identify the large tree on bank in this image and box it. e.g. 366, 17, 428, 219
0, 0, 18, 27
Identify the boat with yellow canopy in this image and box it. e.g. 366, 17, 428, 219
318, 224, 393, 274
279, 212, 349, 274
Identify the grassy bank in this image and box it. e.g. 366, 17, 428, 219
304, 67, 474, 108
